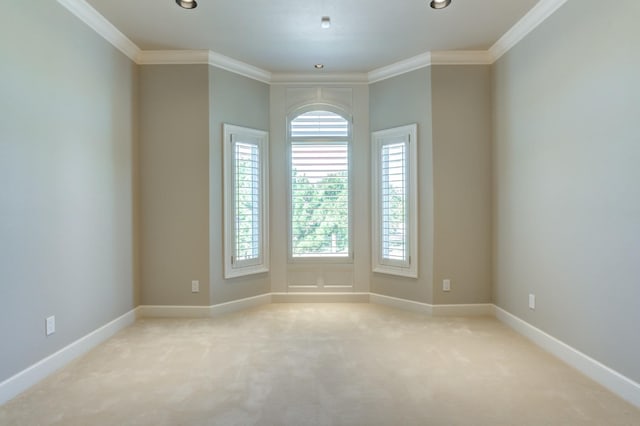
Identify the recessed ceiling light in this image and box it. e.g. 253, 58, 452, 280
176, 0, 197, 10
314, 64, 324, 70
430, 0, 451, 9
321, 16, 331, 29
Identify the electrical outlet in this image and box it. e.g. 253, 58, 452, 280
191, 280, 199, 293
45, 316, 55, 336
529, 294, 536, 310
443, 279, 451, 292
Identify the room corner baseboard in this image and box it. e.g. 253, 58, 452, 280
0, 307, 137, 406
210, 293, 272, 316
137, 294, 273, 318
369, 293, 493, 317
271, 292, 370, 303
494, 306, 640, 409
369, 293, 433, 315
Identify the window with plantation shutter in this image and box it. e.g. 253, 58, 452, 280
372, 124, 418, 278
288, 110, 352, 260
223, 124, 269, 278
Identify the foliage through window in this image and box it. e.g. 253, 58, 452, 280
289, 110, 351, 259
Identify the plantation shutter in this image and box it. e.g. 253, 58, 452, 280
380, 141, 408, 265
233, 140, 261, 264
291, 110, 349, 138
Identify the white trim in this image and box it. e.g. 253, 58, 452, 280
489, 0, 569, 61
136, 49, 210, 65
136, 305, 212, 318
270, 73, 369, 85
136, 50, 272, 83
272, 292, 369, 303
0, 307, 138, 405
208, 52, 272, 84
137, 294, 273, 318
210, 294, 272, 316
430, 50, 494, 65
369, 293, 433, 315
367, 52, 432, 84
56, 0, 140, 61
495, 306, 640, 409
431, 303, 494, 316
369, 294, 495, 317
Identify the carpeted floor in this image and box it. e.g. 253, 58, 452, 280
1, 303, 638, 425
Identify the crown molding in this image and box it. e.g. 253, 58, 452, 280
367, 52, 432, 84
431, 50, 494, 65
58, 0, 567, 84
56, 0, 140, 61
270, 72, 369, 85
136, 50, 272, 84
136, 49, 210, 65
489, 0, 569, 62
208, 52, 272, 84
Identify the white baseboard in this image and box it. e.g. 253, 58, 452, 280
369, 293, 494, 317
369, 293, 433, 315
210, 293, 272, 316
137, 294, 273, 318
272, 292, 370, 303
431, 303, 495, 316
0, 307, 137, 405
137, 305, 212, 318
495, 306, 640, 409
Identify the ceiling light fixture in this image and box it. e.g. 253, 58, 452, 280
430, 0, 451, 9
314, 64, 324, 69
176, 0, 198, 10
321, 16, 331, 29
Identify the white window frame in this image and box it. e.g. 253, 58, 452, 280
223, 124, 269, 279
287, 105, 353, 263
371, 124, 418, 278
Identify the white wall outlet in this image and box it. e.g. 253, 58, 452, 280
191, 280, 200, 293
45, 316, 55, 336
443, 279, 451, 292
529, 294, 536, 310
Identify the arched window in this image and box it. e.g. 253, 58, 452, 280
288, 109, 352, 260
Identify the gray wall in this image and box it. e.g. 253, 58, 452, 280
493, 0, 640, 382
431, 66, 492, 304
369, 68, 435, 303
139, 65, 270, 306
139, 65, 211, 306
209, 67, 271, 304
0, 2, 139, 382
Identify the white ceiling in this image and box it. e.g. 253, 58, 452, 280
86, 0, 540, 74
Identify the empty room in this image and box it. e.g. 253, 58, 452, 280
1, 0, 639, 424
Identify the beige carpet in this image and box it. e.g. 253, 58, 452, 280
1, 303, 638, 425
